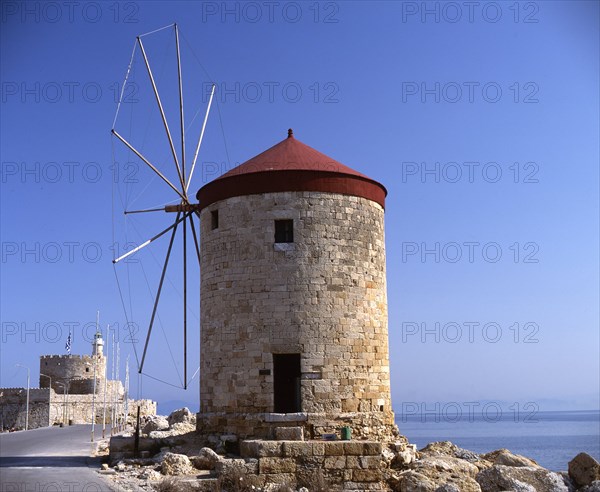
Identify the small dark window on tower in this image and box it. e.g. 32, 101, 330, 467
86, 367, 90, 373
274, 220, 293, 243
211, 210, 219, 230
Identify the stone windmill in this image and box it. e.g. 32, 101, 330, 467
195, 129, 397, 442
111, 25, 397, 443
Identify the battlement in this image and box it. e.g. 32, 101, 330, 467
1, 387, 52, 391
40, 354, 103, 361
0, 387, 54, 399
40, 353, 107, 392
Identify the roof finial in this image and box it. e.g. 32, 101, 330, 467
288, 128, 294, 138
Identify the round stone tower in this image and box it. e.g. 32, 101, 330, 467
196, 130, 397, 441
39, 332, 106, 395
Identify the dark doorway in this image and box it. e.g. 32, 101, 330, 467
273, 353, 301, 413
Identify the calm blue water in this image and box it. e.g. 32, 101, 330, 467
396, 410, 600, 471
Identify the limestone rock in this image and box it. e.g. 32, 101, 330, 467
393, 468, 481, 492
394, 455, 481, 491
382, 446, 396, 466
394, 470, 436, 491
392, 442, 418, 467
190, 447, 222, 470
476, 464, 570, 492
435, 485, 461, 492
161, 452, 194, 476
482, 449, 540, 468
172, 421, 196, 433
167, 407, 196, 427
420, 441, 479, 462
151, 447, 171, 464
138, 468, 161, 480
569, 453, 600, 487
142, 415, 169, 434
580, 481, 600, 492
418, 455, 479, 477
148, 421, 195, 439
454, 447, 481, 462
148, 430, 171, 439
420, 441, 459, 456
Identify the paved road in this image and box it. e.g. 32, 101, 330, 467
0, 425, 117, 491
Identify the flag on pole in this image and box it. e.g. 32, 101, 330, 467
65, 332, 72, 354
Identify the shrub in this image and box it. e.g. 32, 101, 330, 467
156, 477, 194, 492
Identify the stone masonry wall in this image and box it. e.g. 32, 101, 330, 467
39, 354, 107, 394
240, 439, 386, 490
199, 191, 395, 440
47, 380, 126, 425
0, 384, 153, 429
0, 388, 51, 430
47, 394, 155, 425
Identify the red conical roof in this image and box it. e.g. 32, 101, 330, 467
197, 130, 386, 209
218, 129, 370, 180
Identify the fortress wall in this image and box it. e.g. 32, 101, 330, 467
0, 388, 52, 430
130, 399, 157, 417
0, 381, 141, 429
1, 345, 155, 430
48, 396, 156, 425
40, 355, 108, 394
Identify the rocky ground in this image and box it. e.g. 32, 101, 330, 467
97, 408, 600, 492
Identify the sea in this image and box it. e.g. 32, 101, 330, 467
396, 409, 600, 471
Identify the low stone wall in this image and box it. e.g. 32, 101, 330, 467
109, 434, 190, 462
48, 393, 103, 425
240, 439, 385, 489
197, 410, 398, 443
0, 388, 52, 430
0, 386, 155, 430
48, 395, 156, 425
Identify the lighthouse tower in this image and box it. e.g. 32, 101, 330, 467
196, 130, 396, 441
92, 331, 104, 357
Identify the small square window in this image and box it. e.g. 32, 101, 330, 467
86, 367, 90, 372
211, 210, 219, 230
275, 220, 293, 243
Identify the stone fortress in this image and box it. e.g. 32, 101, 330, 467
0, 332, 156, 431
195, 129, 399, 444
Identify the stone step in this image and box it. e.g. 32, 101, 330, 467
241, 439, 382, 459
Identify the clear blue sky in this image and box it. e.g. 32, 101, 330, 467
1, 1, 598, 414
